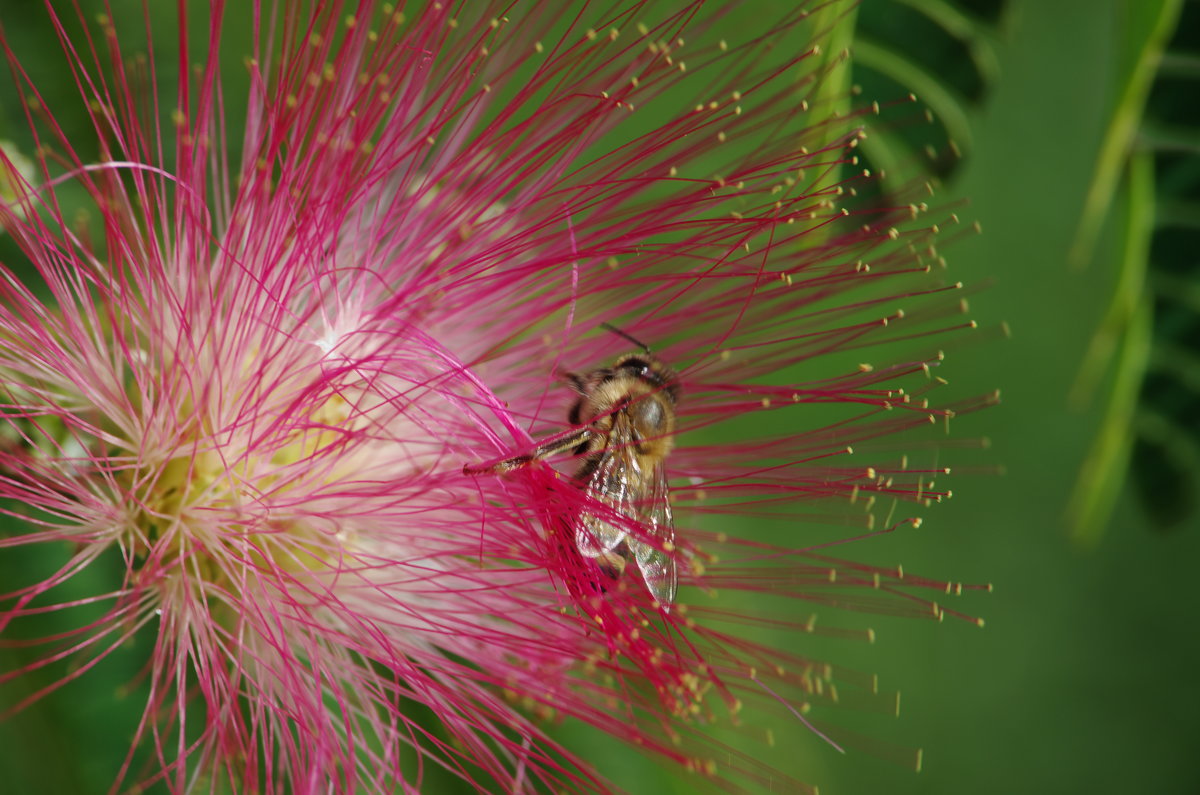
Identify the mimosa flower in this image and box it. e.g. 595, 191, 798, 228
0, 2, 992, 793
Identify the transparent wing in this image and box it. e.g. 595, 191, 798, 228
574, 411, 678, 606
627, 457, 678, 606
574, 436, 636, 559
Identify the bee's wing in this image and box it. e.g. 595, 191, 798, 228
628, 456, 678, 606
574, 436, 635, 558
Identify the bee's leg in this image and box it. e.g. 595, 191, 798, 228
463, 455, 530, 476
463, 427, 593, 475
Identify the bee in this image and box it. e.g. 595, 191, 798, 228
465, 327, 679, 606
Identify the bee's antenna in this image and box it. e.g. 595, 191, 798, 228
599, 322, 652, 354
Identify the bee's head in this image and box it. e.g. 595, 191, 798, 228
611, 353, 680, 404
563, 348, 679, 429
592, 323, 679, 403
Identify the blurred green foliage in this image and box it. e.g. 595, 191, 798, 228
2, 1, 1199, 794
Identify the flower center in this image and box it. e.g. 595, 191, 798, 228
126, 391, 358, 592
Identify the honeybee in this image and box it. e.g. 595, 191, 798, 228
465, 330, 679, 606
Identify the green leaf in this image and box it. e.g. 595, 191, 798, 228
1066, 150, 1156, 545
892, 0, 1003, 87
1068, 0, 1183, 268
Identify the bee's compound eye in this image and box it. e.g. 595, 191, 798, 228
616, 356, 651, 377
633, 396, 665, 432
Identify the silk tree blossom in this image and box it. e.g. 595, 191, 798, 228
0, 1, 992, 793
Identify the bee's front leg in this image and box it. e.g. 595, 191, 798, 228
464, 427, 593, 475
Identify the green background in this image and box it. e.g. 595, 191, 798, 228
2, 1, 1197, 793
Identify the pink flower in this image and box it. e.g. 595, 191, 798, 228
0, 2, 992, 793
